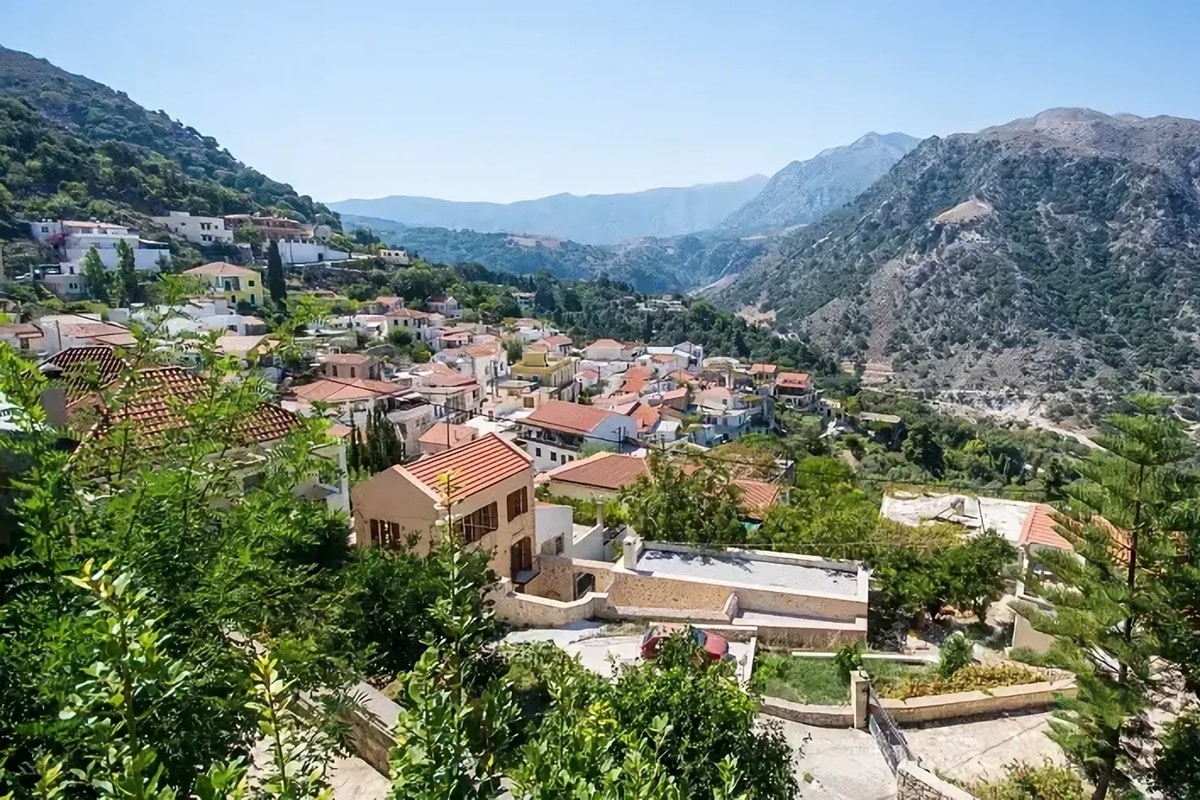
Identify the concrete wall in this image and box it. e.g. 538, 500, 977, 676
545, 479, 620, 503
1012, 612, 1057, 653
881, 679, 1076, 725
758, 697, 854, 727
897, 761, 976, 800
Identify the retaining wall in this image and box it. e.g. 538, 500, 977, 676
897, 761, 975, 799
882, 679, 1076, 725
758, 696, 854, 727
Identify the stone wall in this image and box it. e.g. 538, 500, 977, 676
758, 696, 854, 727
897, 761, 976, 800
734, 584, 867, 622
882, 679, 1076, 725
607, 571, 734, 610
491, 582, 605, 628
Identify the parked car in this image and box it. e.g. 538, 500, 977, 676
640, 624, 730, 662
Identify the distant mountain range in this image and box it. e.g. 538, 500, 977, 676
341, 214, 767, 293
720, 132, 920, 234
717, 108, 1200, 394
330, 176, 769, 246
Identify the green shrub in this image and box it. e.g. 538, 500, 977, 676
938, 634, 973, 677
833, 641, 864, 683
874, 663, 1042, 700
972, 761, 1084, 800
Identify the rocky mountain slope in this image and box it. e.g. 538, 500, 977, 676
720, 132, 920, 234
718, 109, 1200, 394
0, 45, 335, 229
343, 214, 765, 293
330, 176, 768, 246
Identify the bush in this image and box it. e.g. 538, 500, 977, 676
873, 663, 1043, 700
938, 634, 974, 677
1155, 710, 1200, 799
972, 761, 1084, 800
833, 641, 864, 683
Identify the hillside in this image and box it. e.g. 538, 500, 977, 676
343, 214, 765, 293
718, 109, 1200, 396
720, 132, 920, 233
329, 176, 768, 245
0, 45, 335, 227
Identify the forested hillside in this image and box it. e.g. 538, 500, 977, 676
342, 214, 767, 292
719, 109, 1200, 396
0, 45, 335, 230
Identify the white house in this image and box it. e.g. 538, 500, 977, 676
30, 219, 170, 271
427, 295, 461, 318
275, 240, 350, 265
582, 338, 625, 362
434, 343, 508, 386
378, 249, 411, 266
518, 399, 635, 472
151, 211, 234, 245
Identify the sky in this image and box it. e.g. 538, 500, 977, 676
5, 0, 1199, 204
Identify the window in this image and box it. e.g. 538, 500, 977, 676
462, 502, 498, 543
369, 518, 402, 548
349, 367, 356, 378
550, 452, 557, 463
248, 280, 255, 287
553, 536, 564, 555
506, 488, 529, 521
535, 447, 542, 458
201, 234, 211, 242
41, 226, 49, 233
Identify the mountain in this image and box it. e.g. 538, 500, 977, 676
342, 214, 766, 293
329, 176, 768, 245
720, 132, 920, 234
718, 108, 1200, 395
0, 45, 335, 229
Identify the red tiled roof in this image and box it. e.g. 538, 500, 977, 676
184, 262, 259, 278
776, 372, 811, 389
544, 334, 573, 346
402, 433, 531, 503
632, 403, 661, 432
292, 377, 402, 403
386, 308, 430, 320
733, 479, 782, 522
0, 323, 42, 338
749, 363, 779, 375
41, 346, 127, 404
418, 422, 477, 450
587, 338, 623, 349
547, 452, 649, 491
326, 423, 353, 439
59, 321, 129, 338
98, 367, 300, 444
659, 388, 688, 401
1018, 504, 1075, 551
668, 370, 699, 385
524, 399, 618, 435
527, 340, 552, 352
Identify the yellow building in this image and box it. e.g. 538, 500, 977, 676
510, 349, 579, 401
182, 262, 263, 306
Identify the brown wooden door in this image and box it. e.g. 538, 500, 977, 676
510, 537, 533, 574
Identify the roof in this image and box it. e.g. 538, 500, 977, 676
632, 403, 661, 432
578, 368, 600, 380
776, 372, 811, 389
326, 423, 353, 439
749, 363, 779, 375
0, 323, 42, 339
733, 478, 783, 521
667, 370, 699, 386
418, 422, 477, 450
587, 338, 624, 350
526, 340, 552, 353
386, 308, 430, 320
594, 393, 640, 412
183, 262, 260, 279
1018, 504, 1074, 551
323, 353, 374, 366
95, 367, 300, 444
41, 346, 126, 404
659, 387, 688, 402
291, 377, 402, 403
860, 412, 902, 425
214, 334, 277, 357
523, 399, 619, 435
697, 387, 733, 406
544, 334, 573, 346
401, 433, 531, 503
58, 321, 130, 339
547, 451, 649, 491
371, 295, 403, 306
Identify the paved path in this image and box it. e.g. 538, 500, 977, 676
329, 756, 389, 799
774, 719, 896, 800
903, 711, 1062, 784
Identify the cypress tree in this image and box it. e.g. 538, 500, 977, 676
266, 239, 286, 306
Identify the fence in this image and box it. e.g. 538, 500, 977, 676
867, 684, 915, 775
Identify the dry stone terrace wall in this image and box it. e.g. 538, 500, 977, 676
897, 761, 976, 799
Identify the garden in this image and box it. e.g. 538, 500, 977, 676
751, 638, 1045, 705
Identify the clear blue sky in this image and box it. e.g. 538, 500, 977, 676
5, 0, 1197, 203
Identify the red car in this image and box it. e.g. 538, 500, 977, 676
640, 624, 730, 661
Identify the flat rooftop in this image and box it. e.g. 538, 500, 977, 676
634, 548, 859, 597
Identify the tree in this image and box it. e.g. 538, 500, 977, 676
266, 239, 287, 306
506, 339, 524, 365
902, 422, 945, 478
386, 327, 413, 349
1154, 710, 1200, 799
114, 238, 141, 306
620, 456, 748, 546
1016, 397, 1194, 799
80, 245, 110, 303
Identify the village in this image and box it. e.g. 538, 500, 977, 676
0, 211, 1115, 800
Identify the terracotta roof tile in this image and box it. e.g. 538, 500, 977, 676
776, 372, 811, 389
544, 334, 573, 346
632, 403, 661, 431
418, 422, 477, 450
547, 452, 649, 491
291, 377, 402, 403
0, 323, 42, 338
323, 353, 374, 366
41, 346, 127, 404
402, 433, 531, 503
587, 338, 623, 349
749, 363, 779, 374
524, 400, 619, 435
733, 478, 782, 522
